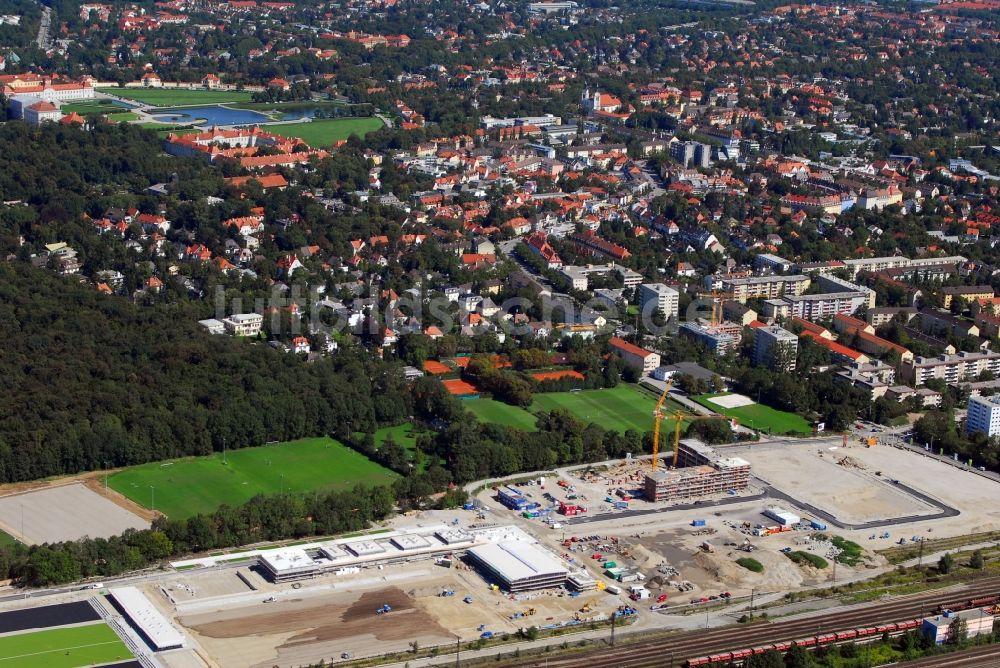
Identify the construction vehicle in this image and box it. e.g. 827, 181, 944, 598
463, 596, 474, 604
376, 604, 392, 615
440, 590, 455, 597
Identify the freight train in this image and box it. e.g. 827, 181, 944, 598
685, 619, 923, 666
934, 593, 1000, 614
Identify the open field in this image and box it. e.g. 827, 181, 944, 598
465, 399, 539, 431
97, 88, 253, 106
0, 623, 132, 668
694, 393, 813, 434
466, 385, 692, 434
0, 483, 148, 545
109, 438, 396, 519
266, 117, 384, 146
0, 530, 16, 548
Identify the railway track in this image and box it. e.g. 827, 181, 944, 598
506, 577, 1000, 668
891, 643, 1000, 667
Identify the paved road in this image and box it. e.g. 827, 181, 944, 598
34, 1, 51, 50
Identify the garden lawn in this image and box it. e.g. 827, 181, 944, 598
97, 88, 253, 106
108, 437, 396, 519
693, 393, 813, 435
266, 117, 384, 146
60, 100, 122, 115
0, 529, 16, 547
0, 623, 132, 668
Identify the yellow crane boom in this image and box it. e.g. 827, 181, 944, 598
650, 380, 673, 472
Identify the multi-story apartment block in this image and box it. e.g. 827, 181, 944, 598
901, 351, 1000, 387
679, 322, 736, 355
639, 283, 679, 320
967, 395, 1000, 438
719, 275, 810, 303
753, 325, 798, 371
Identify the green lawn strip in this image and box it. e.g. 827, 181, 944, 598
265, 117, 384, 147
693, 393, 813, 434
785, 551, 828, 569
97, 88, 253, 106
0, 529, 17, 547
0, 623, 132, 668
736, 557, 764, 572
105, 112, 138, 122
108, 437, 396, 519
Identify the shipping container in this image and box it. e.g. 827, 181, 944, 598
810, 520, 827, 530
691, 519, 706, 527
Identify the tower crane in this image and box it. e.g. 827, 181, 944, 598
650, 380, 673, 472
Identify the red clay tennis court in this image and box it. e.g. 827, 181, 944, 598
442, 379, 479, 396
532, 370, 584, 381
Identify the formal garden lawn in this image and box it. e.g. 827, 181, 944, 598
97, 87, 253, 106
0, 623, 132, 668
60, 100, 123, 115
693, 393, 814, 434
266, 117, 385, 146
109, 437, 396, 519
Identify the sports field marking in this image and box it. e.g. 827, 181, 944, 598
108, 437, 396, 519
0, 639, 122, 662
0, 623, 133, 668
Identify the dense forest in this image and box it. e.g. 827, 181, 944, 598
0, 263, 412, 482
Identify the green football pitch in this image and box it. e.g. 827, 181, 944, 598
108, 437, 396, 519
694, 393, 814, 434
0, 623, 132, 668
466, 385, 691, 434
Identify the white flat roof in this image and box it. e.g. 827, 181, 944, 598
260, 548, 316, 572
392, 535, 431, 550
346, 540, 386, 556
468, 541, 568, 584
111, 586, 187, 650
